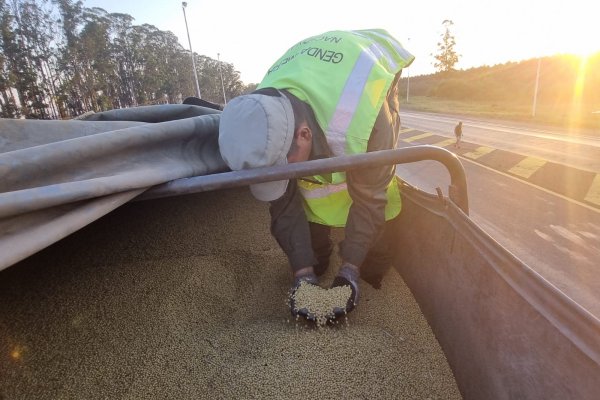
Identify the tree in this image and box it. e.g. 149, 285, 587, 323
0, 0, 248, 118
4, 0, 49, 118
53, 0, 87, 116
109, 12, 138, 108
431, 19, 459, 73
20, 0, 62, 118
0, 0, 21, 118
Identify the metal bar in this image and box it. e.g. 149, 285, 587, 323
182, 2, 202, 99
137, 145, 469, 213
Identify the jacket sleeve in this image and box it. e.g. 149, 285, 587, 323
269, 180, 317, 272
339, 74, 401, 266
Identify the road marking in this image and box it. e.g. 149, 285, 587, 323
458, 156, 600, 214
463, 146, 495, 160
509, 157, 547, 178
399, 128, 415, 134
403, 132, 433, 142
432, 138, 456, 148
584, 174, 600, 206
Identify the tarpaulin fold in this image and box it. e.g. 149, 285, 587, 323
0, 104, 228, 271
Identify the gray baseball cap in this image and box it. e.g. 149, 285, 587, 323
218, 92, 295, 202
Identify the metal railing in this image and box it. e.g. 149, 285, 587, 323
137, 145, 469, 214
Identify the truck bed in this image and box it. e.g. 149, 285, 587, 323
0, 188, 461, 399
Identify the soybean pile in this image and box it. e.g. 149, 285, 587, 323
0, 188, 462, 400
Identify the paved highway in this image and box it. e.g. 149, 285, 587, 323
397, 111, 600, 318
401, 111, 600, 171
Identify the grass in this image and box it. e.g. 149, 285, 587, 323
400, 96, 600, 135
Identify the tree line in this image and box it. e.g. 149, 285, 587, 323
0, 0, 253, 119
405, 54, 599, 106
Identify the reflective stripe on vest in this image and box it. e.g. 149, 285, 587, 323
298, 177, 402, 227
328, 42, 380, 157
299, 181, 348, 199
353, 30, 414, 69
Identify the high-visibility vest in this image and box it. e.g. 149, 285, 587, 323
258, 29, 414, 227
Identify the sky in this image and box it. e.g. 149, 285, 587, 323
84, 0, 599, 84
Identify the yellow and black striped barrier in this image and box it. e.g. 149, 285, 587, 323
399, 128, 600, 209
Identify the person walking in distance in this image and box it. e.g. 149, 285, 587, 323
454, 121, 463, 148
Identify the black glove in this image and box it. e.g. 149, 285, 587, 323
331, 263, 360, 317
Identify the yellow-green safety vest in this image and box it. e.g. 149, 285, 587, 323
259, 29, 414, 227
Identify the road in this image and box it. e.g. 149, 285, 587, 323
397, 111, 600, 318
401, 111, 600, 171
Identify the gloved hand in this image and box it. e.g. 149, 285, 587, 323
331, 262, 360, 317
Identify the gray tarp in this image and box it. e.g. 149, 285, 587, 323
0, 105, 227, 271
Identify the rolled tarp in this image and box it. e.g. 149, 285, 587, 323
0, 105, 228, 271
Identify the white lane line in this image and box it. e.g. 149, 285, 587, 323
584, 174, 600, 206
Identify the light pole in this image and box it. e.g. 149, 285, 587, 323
182, 2, 201, 99
406, 37, 411, 103
531, 57, 541, 117
217, 53, 227, 105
